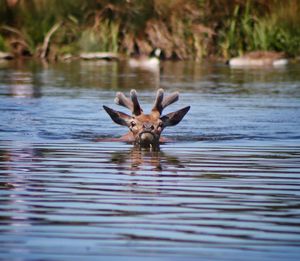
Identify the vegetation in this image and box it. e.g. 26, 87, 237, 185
218, 0, 300, 59
0, 0, 299, 60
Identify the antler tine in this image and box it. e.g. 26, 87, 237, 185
114, 92, 134, 112
161, 91, 179, 109
152, 89, 179, 116
151, 88, 164, 115
130, 89, 143, 116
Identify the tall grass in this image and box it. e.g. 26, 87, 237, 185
218, 0, 300, 58
79, 20, 119, 53
0, 0, 299, 59
0, 34, 7, 51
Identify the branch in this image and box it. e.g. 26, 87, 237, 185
40, 22, 62, 59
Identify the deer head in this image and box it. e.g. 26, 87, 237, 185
103, 89, 190, 148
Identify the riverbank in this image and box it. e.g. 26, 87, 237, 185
1, 0, 300, 61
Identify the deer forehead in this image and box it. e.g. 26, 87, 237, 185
135, 114, 160, 123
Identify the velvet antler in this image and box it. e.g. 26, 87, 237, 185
151, 88, 179, 116
114, 89, 143, 116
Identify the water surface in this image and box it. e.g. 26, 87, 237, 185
0, 59, 300, 260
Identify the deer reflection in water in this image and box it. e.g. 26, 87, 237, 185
110, 146, 184, 173
103, 89, 190, 149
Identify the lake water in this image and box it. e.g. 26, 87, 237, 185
0, 59, 300, 261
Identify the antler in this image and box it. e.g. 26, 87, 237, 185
152, 88, 179, 116
114, 89, 143, 116
114, 89, 179, 117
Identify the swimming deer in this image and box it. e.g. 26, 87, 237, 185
103, 89, 190, 148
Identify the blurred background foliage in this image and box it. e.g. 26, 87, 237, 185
0, 0, 299, 59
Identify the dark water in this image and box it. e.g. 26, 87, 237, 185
0, 59, 300, 260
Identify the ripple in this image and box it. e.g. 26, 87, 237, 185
1, 61, 300, 260
1, 141, 300, 260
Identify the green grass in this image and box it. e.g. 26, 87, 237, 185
218, 0, 300, 58
78, 20, 119, 53
0, 0, 299, 59
0, 34, 7, 51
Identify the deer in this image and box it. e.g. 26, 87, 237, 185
103, 89, 190, 149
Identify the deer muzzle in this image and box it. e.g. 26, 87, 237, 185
138, 122, 159, 147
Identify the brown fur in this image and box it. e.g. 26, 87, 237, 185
103, 89, 190, 148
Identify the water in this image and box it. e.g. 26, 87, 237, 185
0, 59, 300, 260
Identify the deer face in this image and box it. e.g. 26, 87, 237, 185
128, 114, 163, 146
103, 89, 190, 148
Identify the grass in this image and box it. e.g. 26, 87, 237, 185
0, 34, 8, 51
218, 0, 300, 58
0, 0, 299, 59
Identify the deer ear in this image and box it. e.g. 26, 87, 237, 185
103, 106, 131, 127
161, 106, 190, 127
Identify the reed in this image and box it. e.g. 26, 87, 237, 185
0, 34, 7, 51
0, 0, 299, 59
218, 0, 300, 58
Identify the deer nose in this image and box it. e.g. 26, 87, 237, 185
143, 122, 154, 132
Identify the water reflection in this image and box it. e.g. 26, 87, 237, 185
0, 141, 47, 248
1, 59, 300, 98
110, 146, 184, 173
43, 60, 160, 90
0, 69, 42, 98
1, 59, 300, 260
1, 139, 300, 260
